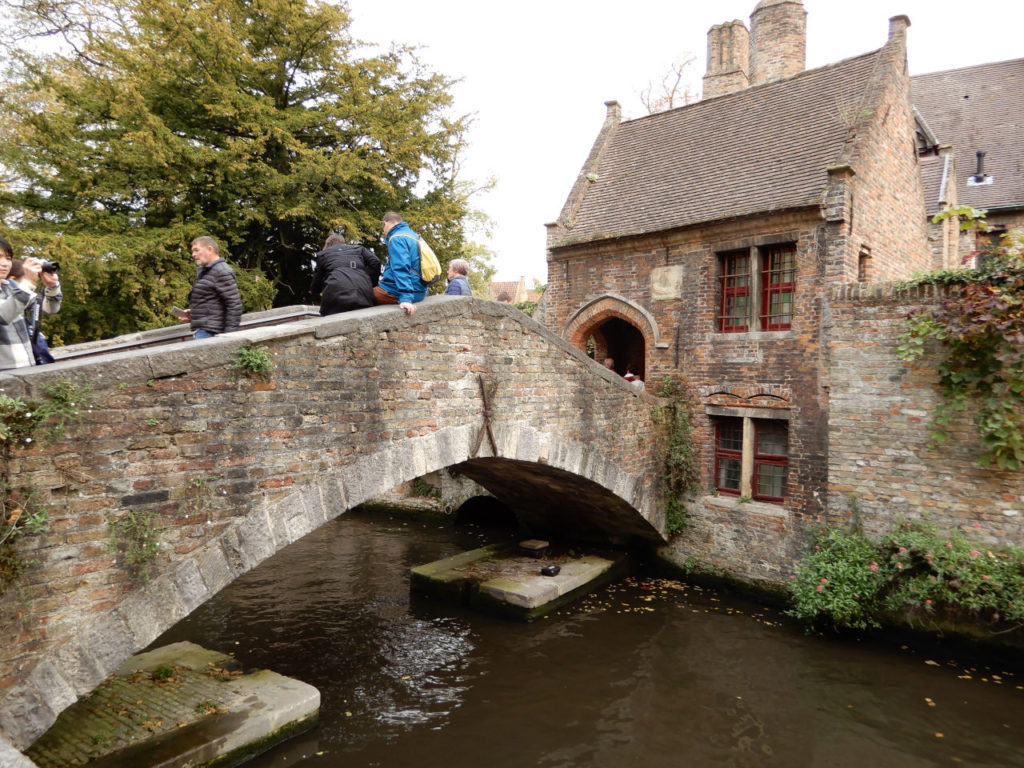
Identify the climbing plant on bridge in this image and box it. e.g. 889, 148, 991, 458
651, 376, 701, 534
107, 508, 162, 584
897, 213, 1024, 469
0, 380, 93, 587
0, 0, 486, 343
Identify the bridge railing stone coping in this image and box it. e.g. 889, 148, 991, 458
0, 296, 651, 400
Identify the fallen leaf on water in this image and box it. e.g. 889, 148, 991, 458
935, 733, 944, 738
924, 697, 936, 707
924, 660, 940, 667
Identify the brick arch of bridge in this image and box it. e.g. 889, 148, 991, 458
563, 295, 660, 371
0, 297, 666, 753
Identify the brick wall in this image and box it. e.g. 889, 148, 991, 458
656, 281, 1024, 586
547, 210, 831, 529
826, 282, 1024, 545
0, 297, 666, 750
830, 17, 931, 282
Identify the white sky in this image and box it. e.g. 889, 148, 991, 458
345, 0, 1023, 285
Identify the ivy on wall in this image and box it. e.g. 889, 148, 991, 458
650, 376, 701, 534
898, 209, 1024, 469
0, 380, 93, 587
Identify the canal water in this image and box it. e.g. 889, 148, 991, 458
152, 508, 1024, 768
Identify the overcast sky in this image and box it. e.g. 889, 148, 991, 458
345, 0, 1023, 285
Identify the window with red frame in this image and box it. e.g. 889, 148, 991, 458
714, 418, 743, 495
760, 245, 795, 330
718, 251, 750, 332
753, 420, 788, 501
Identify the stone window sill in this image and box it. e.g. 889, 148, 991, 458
702, 494, 788, 518
712, 330, 794, 342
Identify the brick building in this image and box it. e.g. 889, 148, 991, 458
542, 0, 1023, 563
913, 58, 1024, 264
486, 276, 541, 304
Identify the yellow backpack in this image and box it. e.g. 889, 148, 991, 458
392, 233, 442, 285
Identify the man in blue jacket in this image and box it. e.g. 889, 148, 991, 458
374, 212, 427, 315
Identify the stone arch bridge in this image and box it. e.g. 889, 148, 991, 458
0, 297, 668, 754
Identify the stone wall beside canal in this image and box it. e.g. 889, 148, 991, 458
660, 282, 1024, 586
827, 282, 1023, 546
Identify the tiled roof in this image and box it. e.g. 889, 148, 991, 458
552, 50, 882, 247
911, 58, 1024, 215
487, 280, 524, 302
918, 154, 947, 216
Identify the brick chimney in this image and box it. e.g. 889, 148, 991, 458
749, 0, 806, 86
702, 20, 750, 99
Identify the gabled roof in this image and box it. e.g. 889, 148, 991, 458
551, 49, 883, 247
911, 58, 1024, 215
487, 279, 525, 303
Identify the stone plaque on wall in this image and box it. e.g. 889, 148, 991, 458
651, 265, 684, 300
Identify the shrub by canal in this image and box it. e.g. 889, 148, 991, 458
790, 516, 1024, 641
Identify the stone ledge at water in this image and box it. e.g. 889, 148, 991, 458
411, 543, 630, 621
25, 642, 319, 768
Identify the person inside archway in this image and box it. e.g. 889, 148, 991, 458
624, 367, 645, 390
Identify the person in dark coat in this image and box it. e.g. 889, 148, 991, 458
311, 232, 381, 316
182, 236, 242, 338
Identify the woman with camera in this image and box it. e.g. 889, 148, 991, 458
0, 236, 62, 369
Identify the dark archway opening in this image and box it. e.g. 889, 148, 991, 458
454, 496, 520, 532
588, 317, 646, 380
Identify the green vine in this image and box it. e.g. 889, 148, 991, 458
897, 210, 1024, 469
180, 474, 223, 523
0, 379, 93, 588
108, 508, 161, 583
651, 375, 701, 534
0, 484, 48, 589
231, 345, 275, 381
0, 379, 94, 448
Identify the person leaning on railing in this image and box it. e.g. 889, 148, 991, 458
0, 236, 62, 369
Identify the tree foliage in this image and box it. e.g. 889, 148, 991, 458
0, 0, 480, 343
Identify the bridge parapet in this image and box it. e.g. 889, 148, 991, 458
0, 296, 666, 751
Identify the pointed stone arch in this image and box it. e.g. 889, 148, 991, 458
563, 294, 661, 379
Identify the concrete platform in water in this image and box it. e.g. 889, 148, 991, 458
410, 541, 630, 621
26, 641, 319, 768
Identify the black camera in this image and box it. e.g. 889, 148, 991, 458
39, 260, 59, 274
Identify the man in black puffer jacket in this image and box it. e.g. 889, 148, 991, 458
185, 236, 242, 338
310, 232, 381, 316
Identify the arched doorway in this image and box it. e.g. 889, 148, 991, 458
563, 294, 660, 383
587, 317, 646, 379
